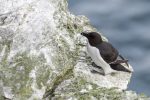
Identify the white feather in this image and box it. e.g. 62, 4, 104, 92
87, 42, 116, 75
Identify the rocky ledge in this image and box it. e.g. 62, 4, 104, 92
0, 0, 149, 99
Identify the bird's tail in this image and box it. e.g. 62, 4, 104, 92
109, 55, 132, 73
110, 64, 132, 73
109, 55, 129, 67
118, 55, 129, 67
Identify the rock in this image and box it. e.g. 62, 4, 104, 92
74, 62, 132, 90
0, 0, 149, 99
54, 78, 149, 100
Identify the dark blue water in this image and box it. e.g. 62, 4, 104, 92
69, 0, 150, 96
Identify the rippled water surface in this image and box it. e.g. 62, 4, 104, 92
69, 0, 150, 96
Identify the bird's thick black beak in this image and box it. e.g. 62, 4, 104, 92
81, 32, 88, 37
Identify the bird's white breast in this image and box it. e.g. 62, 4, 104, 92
87, 42, 114, 74
87, 43, 101, 66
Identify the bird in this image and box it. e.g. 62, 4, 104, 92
81, 31, 132, 75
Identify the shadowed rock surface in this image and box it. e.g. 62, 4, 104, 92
0, 0, 149, 99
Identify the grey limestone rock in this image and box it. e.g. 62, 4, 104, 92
0, 0, 149, 99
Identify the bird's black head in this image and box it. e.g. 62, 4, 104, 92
81, 32, 103, 46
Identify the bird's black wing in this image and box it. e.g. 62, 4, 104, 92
95, 42, 131, 73
95, 42, 119, 63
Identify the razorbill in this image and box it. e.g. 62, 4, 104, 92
81, 31, 132, 75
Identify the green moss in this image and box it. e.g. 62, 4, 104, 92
42, 15, 84, 98
43, 66, 74, 99
54, 83, 150, 100
36, 66, 51, 87
0, 40, 12, 66
17, 86, 32, 98
53, 76, 138, 100
0, 49, 53, 98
